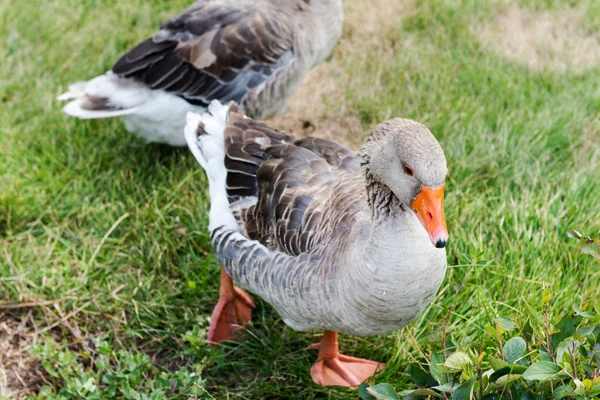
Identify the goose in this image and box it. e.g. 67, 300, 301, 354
57, 0, 343, 146
185, 101, 449, 387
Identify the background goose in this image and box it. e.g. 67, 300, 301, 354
185, 101, 449, 387
57, 0, 343, 146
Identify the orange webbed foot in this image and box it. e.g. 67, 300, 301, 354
309, 331, 384, 387
207, 269, 255, 346
310, 353, 383, 387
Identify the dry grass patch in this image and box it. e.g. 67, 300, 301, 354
269, 0, 413, 149
0, 312, 49, 399
478, 6, 600, 72
267, 63, 364, 149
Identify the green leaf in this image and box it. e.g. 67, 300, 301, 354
406, 363, 431, 386
553, 385, 574, 399
425, 331, 443, 346
452, 377, 475, 400
578, 311, 597, 318
522, 320, 534, 343
430, 353, 448, 384
489, 365, 527, 382
578, 325, 595, 337
524, 301, 543, 325
443, 351, 472, 372
582, 242, 600, 261
366, 383, 400, 400
82, 377, 97, 392
542, 287, 551, 304
522, 361, 563, 381
494, 373, 522, 387
358, 383, 376, 400
398, 388, 441, 397
539, 349, 553, 362
498, 317, 516, 332
489, 356, 508, 371
556, 339, 580, 363
431, 382, 458, 393
551, 314, 583, 350
484, 325, 498, 338
521, 392, 544, 400
150, 391, 166, 400
591, 380, 600, 396
573, 378, 586, 396
481, 395, 501, 400
486, 375, 520, 392
503, 336, 526, 364
459, 335, 473, 347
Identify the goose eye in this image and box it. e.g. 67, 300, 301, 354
403, 165, 414, 176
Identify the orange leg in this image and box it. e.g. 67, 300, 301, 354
207, 267, 255, 346
310, 331, 384, 387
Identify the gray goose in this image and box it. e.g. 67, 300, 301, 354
57, 0, 343, 146
185, 101, 449, 387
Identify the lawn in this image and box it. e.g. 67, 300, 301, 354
1, 0, 599, 398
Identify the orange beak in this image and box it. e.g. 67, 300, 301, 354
410, 185, 448, 248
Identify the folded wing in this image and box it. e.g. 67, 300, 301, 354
112, 0, 295, 107
222, 104, 366, 256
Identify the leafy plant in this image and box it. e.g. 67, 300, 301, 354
28, 338, 207, 399
568, 230, 600, 262
360, 295, 600, 399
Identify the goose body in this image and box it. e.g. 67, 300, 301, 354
58, 0, 343, 146
213, 201, 446, 336
186, 102, 449, 386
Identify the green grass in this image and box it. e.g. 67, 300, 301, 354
1, 0, 600, 398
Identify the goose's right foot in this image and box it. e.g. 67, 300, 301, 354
207, 267, 255, 346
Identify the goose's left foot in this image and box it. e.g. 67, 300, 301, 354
309, 331, 384, 387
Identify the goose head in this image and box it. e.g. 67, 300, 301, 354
361, 119, 448, 248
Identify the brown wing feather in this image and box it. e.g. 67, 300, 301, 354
112, 1, 294, 107
293, 137, 361, 174
223, 103, 366, 256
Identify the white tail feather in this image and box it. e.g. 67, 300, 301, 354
184, 112, 208, 170
58, 72, 148, 119
56, 82, 87, 101
185, 104, 238, 232
61, 99, 137, 119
